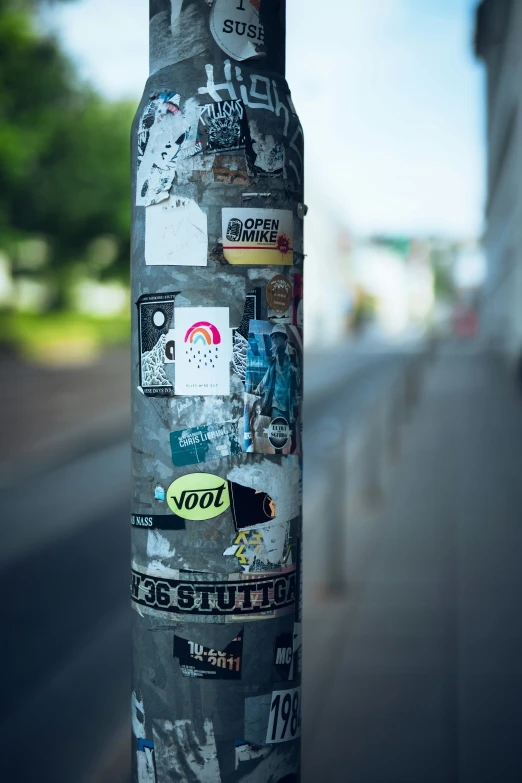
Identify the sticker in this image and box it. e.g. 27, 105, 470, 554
164, 473, 274, 525
175, 307, 231, 395
170, 420, 242, 466
244, 322, 302, 454
229, 480, 276, 529
173, 630, 243, 679
155, 485, 166, 501
210, 0, 265, 62
137, 92, 201, 207
293, 273, 303, 329
227, 460, 301, 527
131, 565, 297, 618
153, 719, 221, 782
266, 687, 301, 744
224, 523, 288, 572
267, 417, 291, 450
274, 633, 293, 679
245, 122, 284, 179
267, 274, 292, 313
199, 98, 249, 153
196, 62, 303, 184
131, 514, 185, 531
145, 197, 208, 267
137, 739, 156, 783
222, 209, 293, 265
167, 473, 230, 520
232, 288, 261, 382
137, 292, 179, 397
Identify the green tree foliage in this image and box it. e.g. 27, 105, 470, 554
0, 0, 132, 294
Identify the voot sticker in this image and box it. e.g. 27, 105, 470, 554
167, 473, 230, 520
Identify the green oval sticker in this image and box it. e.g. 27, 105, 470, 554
167, 473, 230, 521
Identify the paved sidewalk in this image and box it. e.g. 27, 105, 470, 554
303, 348, 522, 782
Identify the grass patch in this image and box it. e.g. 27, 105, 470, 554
0, 310, 130, 362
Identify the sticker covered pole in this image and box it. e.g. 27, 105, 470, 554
131, 1, 304, 780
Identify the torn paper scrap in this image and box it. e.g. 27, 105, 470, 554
152, 718, 221, 782
145, 197, 208, 266
137, 92, 201, 207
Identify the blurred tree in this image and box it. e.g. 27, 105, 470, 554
0, 0, 132, 306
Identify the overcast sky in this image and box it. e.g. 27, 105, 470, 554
46, 0, 485, 238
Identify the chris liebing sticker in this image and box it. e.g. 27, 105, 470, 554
222, 209, 293, 265
170, 420, 242, 467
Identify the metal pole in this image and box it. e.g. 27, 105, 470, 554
131, 2, 304, 780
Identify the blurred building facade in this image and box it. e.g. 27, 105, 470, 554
475, 0, 522, 363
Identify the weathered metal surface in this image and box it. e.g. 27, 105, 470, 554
132, 2, 303, 780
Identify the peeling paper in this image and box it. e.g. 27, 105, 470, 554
132, 691, 146, 739
237, 748, 297, 782
137, 740, 156, 783
235, 742, 270, 769
244, 692, 272, 745
137, 93, 201, 207
153, 718, 221, 782
227, 459, 301, 526
224, 522, 289, 573
245, 121, 284, 178
233, 288, 260, 382
145, 197, 208, 266
146, 530, 176, 572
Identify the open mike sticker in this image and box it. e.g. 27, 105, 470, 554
222, 209, 294, 265
210, 0, 265, 62
174, 307, 231, 396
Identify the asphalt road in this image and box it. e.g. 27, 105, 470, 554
5, 353, 492, 783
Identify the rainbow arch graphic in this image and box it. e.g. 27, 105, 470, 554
184, 321, 222, 346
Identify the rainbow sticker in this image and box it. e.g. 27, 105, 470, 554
175, 307, 230, 396
184, 321, 222, 346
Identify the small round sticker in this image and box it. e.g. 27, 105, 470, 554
268, 417, 290, 449
266, 275, 292, 313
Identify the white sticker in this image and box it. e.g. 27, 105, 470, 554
222, 208, 293, 265
265, 686, 301, 744
137, 93, 201, 207
145, 197, 208, 267
174, 307, 231, 396
210, 0, 264, 62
